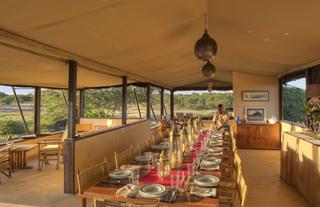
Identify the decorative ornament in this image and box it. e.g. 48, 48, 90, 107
194, 13, 218, 61
202, 60, 215, 79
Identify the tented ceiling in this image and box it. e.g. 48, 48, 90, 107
0, 44, 123, 89
0, 0, 320, 89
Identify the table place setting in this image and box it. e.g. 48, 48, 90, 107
190, 186, 217, 197
82, 128, 226, 206
151, 141, 170, 151
116, 183, 179, 203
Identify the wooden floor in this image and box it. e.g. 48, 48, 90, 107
0, 150, 310, 207
239, 149, 310, 207
0, 159, 80, 207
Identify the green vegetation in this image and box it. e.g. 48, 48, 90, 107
40, 90, 67, 132
0, 83, 309, 142
0, 117, 25, 135
282, 86, 306, 124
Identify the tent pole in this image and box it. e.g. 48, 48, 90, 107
12, 87, 30, 135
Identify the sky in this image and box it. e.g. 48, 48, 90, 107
286, 78, 306, 89
0, 77, 306, 95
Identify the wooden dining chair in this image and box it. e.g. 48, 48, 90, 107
148, 136, 155, 147
176, 113, 185, 122
114, 145, 134, 169
76, 158, 109, 195
0, 147, 12, 183
237, 170, 248, 207
106, 119, 113, 127
153, 133, 162, 144
220, 166, 247, 207
76, 123, 93, 133
138, 141, 150, 155
38, 129, 67, 170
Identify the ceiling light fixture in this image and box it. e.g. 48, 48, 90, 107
194, 13, 218, 61
202, 60, 216, 79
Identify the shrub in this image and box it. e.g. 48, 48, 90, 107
0, 118, 25, 135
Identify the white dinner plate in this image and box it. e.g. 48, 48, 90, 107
134, 155, 151, 163
201, 156, 221, 165
194, 175, 220, 187
139, 184, 167, 198
109, 169, 130, 179
206, 146, 223, 153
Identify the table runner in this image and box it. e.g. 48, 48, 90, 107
139, 131, 209, 186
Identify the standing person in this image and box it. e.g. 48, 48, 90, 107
212, 104, 229, 130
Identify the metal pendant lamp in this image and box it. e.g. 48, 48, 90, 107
202, 60, 215, 79
194, 13, 218, 61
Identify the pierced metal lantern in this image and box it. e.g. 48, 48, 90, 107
194, 29, 218, 61
202, 60, 215, 79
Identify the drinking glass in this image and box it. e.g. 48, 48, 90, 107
128, 172, 134, 184
187, 163, 192, 176
170, 174, 175, 188
176, 170, 182, 188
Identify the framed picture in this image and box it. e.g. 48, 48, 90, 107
242, 91, 269, 101
245, 107, 266, 123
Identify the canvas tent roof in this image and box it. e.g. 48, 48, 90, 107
0, 0, 320, 89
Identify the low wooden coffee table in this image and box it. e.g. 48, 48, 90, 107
11, 144, 37, 169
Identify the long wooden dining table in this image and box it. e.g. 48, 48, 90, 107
81, 131, 226, 207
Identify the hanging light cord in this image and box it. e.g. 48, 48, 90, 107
204, 12, 208, 31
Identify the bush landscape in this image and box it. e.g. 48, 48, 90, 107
0, 85, 305, 141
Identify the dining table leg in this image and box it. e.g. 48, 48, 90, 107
23, 151, 27, 168
81, 197, 87, 207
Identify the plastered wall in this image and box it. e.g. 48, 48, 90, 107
233, 72, 279, 120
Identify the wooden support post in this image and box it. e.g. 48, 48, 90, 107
170, 90, 174, 120
34, 87, 41, 136
122, 76, 127, 125
146, 84, 151, 119
64, 60, 77, 194
79, 89, 85, 118
12, 87, 30, 134
132, 86, 142, 119
160, 88, 164, 118
279, 78, 283, 120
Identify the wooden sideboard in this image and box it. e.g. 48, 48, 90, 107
233, 122, 280, 149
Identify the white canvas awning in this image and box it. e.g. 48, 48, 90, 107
0, 0, 319, 89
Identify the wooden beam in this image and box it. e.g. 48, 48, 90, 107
79, 89, 85, 118
12, 87, 30, 134
132, 86, 142, 119
146, 84, 151, 119
170, 90, 174, 120
150, 101, 158, 123
34, 87, 41, 136
173, 86, 232, 91
64, 60, 77, 194
160, 88, 164, 118
122, 76, 127, 125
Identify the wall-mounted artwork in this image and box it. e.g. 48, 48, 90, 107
242, 91, 269, 101
245, 107, 266, 123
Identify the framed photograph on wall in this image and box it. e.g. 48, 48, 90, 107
242, 91, 269, 101
245, 107, 266, 123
